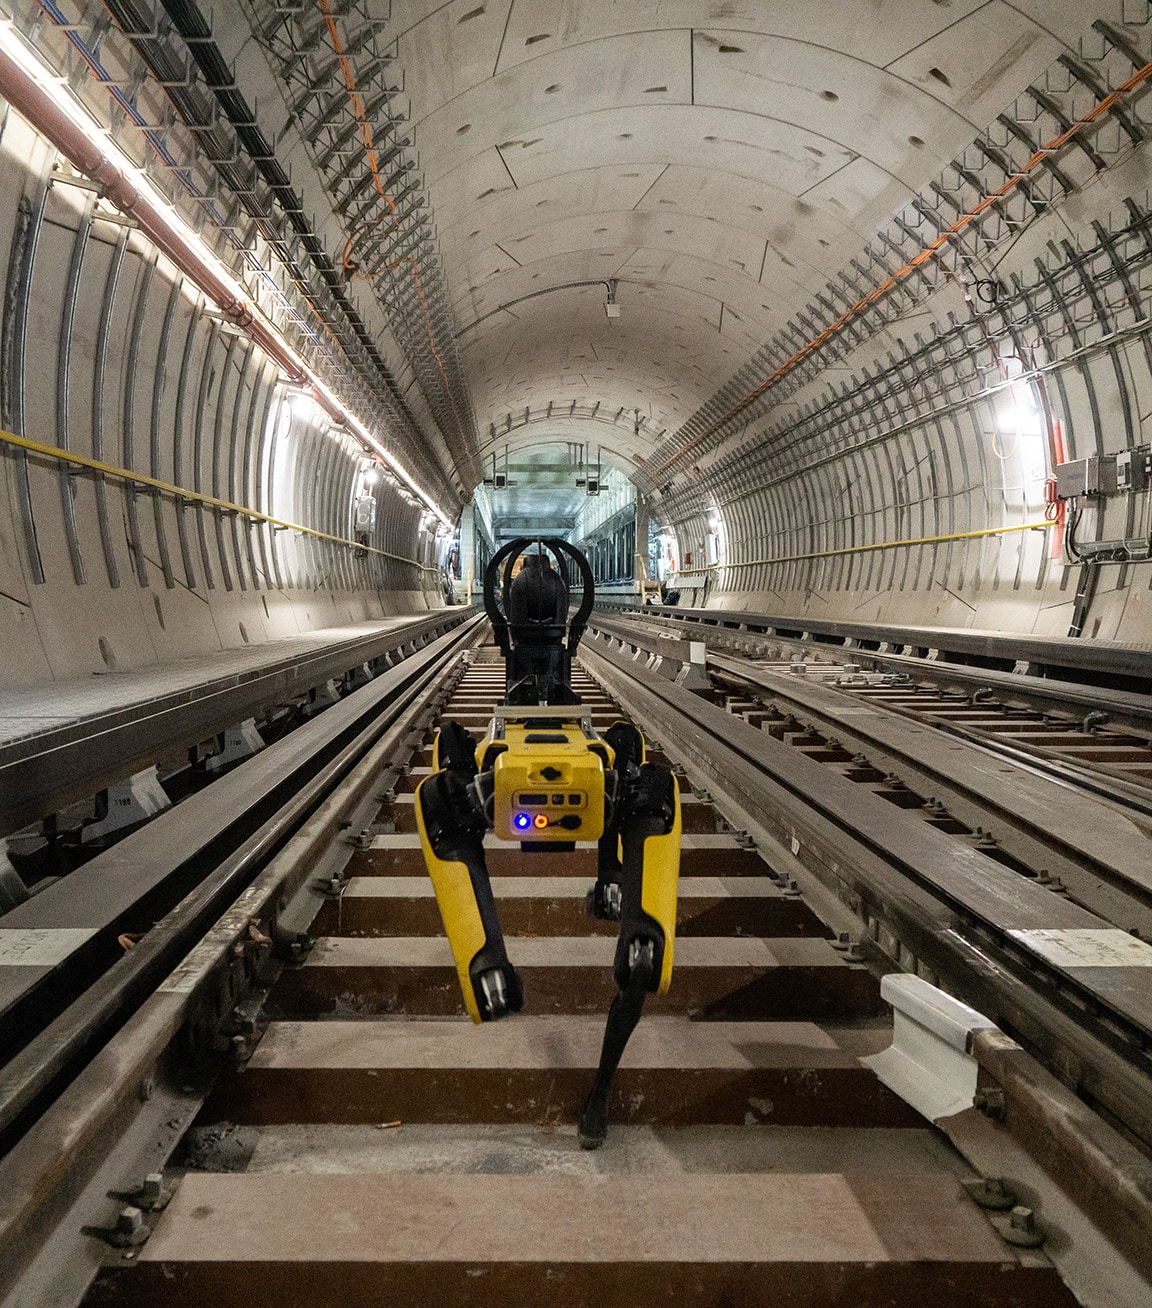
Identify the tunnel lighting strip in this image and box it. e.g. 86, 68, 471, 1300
649, 59, 1152, 481
672, 520, 1049, 574
35, 0, 322, 352
0, 18, 455, 530
0, 428, 439, 572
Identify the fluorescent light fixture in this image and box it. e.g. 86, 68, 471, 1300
276, 397, 293, 440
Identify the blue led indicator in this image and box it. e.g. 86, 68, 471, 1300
514, 813, 531, 830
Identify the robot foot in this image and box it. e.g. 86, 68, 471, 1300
584, 880, 622, 921
577, 1097, 608, 1150
476, 964, 523, 1020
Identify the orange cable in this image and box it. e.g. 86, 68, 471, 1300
648, 60, 1152, 481
318, 0, 474, 463
318, 0, 396, 216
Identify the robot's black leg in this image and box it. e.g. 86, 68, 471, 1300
435, 719, 478, 775
580, 761, 678, 1147
453, 834, 524, 1020
577, 939, 654, 1150
585, 832, 623, 921
585, 722, 645, 922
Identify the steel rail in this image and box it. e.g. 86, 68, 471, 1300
912, 712, 1152, 808
608, 603, 1152, 803
598, 604, 1152, 762
600, 601, 1152, 685
699, 649, 1152, 932
589, 609, 1152, 926
0, 608, 474, 837
579, 638, 1152, 1151
803, 644, 1152, 740
0, 613, 483, 1145
595, 603, 1152, 726
0, 623, 477, 1303
708, 645, 1152, 815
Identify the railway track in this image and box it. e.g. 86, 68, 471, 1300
2, 626, 1150, 1306
728, 652, 1152, 799
74, 644, 1076, 1306
581, 625, 1152, 1115
589, 610, 1152, 936
598, 605, 1152, 778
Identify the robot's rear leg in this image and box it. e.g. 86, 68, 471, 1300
585, 722, 646, 922
577, 938, 655, 1149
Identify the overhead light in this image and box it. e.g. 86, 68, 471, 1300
289, 392, 320, 429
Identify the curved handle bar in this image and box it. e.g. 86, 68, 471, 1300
482, 537, 595, 656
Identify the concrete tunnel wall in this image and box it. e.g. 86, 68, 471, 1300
660, 133, 1152, 642
0, 107, 443, 691
4, 3, 1152, 694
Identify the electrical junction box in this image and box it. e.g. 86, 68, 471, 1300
493, 473, 507, 489
353, 495, 377, 532
1054, 454, 1117, 499
1116, 445, 1152, 492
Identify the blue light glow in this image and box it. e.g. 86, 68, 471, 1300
514, 813, 531, 830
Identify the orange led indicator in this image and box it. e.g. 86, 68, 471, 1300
533, 813, 549, 829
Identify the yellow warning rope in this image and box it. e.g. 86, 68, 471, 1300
0, 427, 439, 572
674, 520, 1048, 574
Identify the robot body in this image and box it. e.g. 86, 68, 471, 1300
484, 707, 613, 845
414, 538, 682, 1144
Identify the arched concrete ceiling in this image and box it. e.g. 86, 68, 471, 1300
386, 0, 1094, 492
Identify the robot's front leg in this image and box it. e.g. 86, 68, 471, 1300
415, 761, 523, 1024
579, 764, 681, 1149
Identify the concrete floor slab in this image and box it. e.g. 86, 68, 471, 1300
300, 935, 837, 970
136, 1169, 1017, 1265
247, 1016, 847, 1072
0, 616, 420, 748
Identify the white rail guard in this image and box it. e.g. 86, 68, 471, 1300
862, 973, 1000, 1121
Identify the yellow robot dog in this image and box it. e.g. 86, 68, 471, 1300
415, 537, 681, 1148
